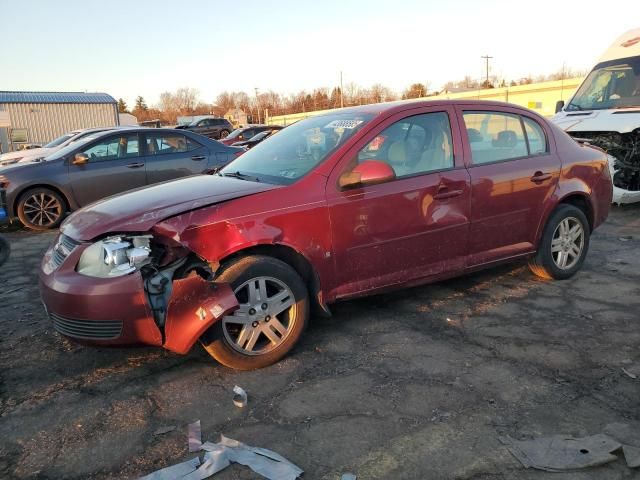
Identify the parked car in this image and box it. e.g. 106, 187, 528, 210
220, 125, 283, 146
552, 27, 640, 204
0, 128, 243, 230
176, 116, 234, 139
0, 126, 140, 166
39, 100, 611, 370
231, 129, 280, 149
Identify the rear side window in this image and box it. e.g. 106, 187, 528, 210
145, 133, 200, 155
463, 112, 527, 164
523, 117, 548, 155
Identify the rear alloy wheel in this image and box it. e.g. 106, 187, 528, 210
529, 204, 590, 280
17, 188, 65, 230
219, 129, 230, 139
201, 255, 309, 370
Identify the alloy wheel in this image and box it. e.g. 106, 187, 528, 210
551, 217, 584, 270
222, 276, 296, 355
22, 192, 62, 228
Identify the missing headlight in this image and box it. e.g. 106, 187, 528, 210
77, 235, 153, 278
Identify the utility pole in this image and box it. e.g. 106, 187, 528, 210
254, 87, 261, 124
481, 54, 493, 88
340, 71, 344, 108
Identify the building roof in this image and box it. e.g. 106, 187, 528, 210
0, 91, 116, 104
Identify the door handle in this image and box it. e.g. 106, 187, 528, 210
531, 171, 552, 183
434, 184, 463, 200
126, 162, 144, 169
191, 155, 206, 161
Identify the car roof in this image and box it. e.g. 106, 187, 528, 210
317, 99, 544, 118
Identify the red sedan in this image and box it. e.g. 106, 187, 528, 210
40, 100, 612, 370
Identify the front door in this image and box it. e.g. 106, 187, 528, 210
68, 133, 146, 206
326, 107, 471, 299
457, 107, 561, 266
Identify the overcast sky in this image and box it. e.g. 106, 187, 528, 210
1, 0, 637, 107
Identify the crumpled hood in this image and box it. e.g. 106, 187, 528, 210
62, 175, 281, 241
552, 109, 640, 133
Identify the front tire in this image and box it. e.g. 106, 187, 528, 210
201, 255, 309, 370
529, 204, 590, 280
17, 188, 66, 231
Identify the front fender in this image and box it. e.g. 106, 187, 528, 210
163, 274, 238, 354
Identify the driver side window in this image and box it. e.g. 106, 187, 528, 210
354, 112, 454, 178
82, 135, 139, 162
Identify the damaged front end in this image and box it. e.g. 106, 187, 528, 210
569, 129, 640, 204
49, 232, 238, 354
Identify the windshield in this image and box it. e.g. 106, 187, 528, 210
220, 112, 373, 185
567, 56, 640, 111
45, 135, 101, 161
44, 133, 76, 148
249, 131, 270, 141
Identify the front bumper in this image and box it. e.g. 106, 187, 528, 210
607, 155, 640, 205
39, 236, 238, 353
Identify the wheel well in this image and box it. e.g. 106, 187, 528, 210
559, 195, 593, 232
14, 184, 70, 216
220, 244, 329, 316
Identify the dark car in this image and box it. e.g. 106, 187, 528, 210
220, 125, 283, 146
40, 100, 612, 370
0, 128, 243, 230
177, 116, 234, 139
231, 129, 280, 149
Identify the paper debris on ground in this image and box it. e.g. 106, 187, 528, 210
188, 420, 202, 452
233, 385, 248, 408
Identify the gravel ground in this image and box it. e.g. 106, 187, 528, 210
0, 205, 639, 479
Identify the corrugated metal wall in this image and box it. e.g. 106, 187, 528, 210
1, 102, 118, 148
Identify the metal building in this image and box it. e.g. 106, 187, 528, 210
0, 91, 119, 153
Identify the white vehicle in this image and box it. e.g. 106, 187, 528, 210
0, 126, 138, 166
552, 28, 640, 204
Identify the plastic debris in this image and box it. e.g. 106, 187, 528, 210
141, 429, 303, 479
188, 420, 202, 452
153, 425, 177, 436
139, 457, 201, 480
233, 385, 248, 408
622, 367, 637, 379
499, 434, 621, 471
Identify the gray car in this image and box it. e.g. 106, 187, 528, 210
0, 128, 244, 230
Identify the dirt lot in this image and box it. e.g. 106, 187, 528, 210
1, 206, 639, 480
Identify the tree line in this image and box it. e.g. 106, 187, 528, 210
117, 67, 585, 125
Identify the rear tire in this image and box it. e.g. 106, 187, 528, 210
17, 187, 66, 231
201, 255, 309, 370
529, 204, 590, 280
219, 129, 230, 139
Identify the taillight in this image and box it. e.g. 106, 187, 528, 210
0, 175, 9, 189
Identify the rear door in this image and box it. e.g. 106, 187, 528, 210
143, 131, 210, 184
456, 106, 560, 266
68, 133, 146, 206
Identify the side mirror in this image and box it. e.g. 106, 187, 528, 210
555, 100, 565, 113
338, 160, 396, 189
72, 153, 89, 165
